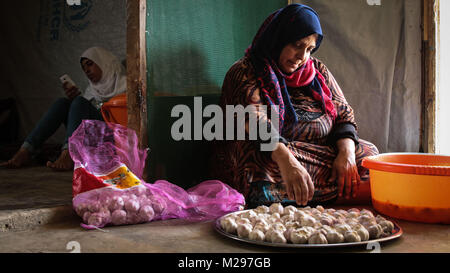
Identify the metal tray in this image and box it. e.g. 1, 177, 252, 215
214, 210, 403, 248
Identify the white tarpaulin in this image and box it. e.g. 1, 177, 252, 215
0, 0, 126, 143
295, 0, 422, 153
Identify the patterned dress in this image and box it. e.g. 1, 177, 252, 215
210, 56, 379, 208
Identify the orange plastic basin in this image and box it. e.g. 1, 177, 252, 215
101, 93, 127, 127
362, 153, 450, 224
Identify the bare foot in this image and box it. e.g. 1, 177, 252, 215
47, 149, 74, 171
0, 148, 32, 168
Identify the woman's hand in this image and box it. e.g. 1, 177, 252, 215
272, 143, 315, 206
328, 138, 360, 199
63, 82, 81, 100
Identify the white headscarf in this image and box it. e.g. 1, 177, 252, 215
80, 47, 127, 103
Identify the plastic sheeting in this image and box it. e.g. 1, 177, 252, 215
295, 0, 422, 153
0, 0, 422, 154
0, 0, 126, 144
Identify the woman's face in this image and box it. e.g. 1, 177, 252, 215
277, 34, 318, 74
81, 58, 102, 83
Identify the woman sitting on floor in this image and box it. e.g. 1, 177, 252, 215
2, 47, 126, 171
211, 4, 379, 208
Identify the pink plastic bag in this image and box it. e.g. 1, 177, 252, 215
69, 120, 245, 229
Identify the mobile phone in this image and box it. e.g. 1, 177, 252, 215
60, 74, 77, 89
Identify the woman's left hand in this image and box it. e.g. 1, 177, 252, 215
328, 139, 360, 199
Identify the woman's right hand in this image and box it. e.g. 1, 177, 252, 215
63, 82, 81, 100
272, 143, 315, 206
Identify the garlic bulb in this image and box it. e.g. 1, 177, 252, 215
269, 203, 284, 215
315, 205, 325, 213
344, 231, 361, 242
379, 220, 395, 233
281, 214, 295, 223
88, 201, 102, 213
290, 229, 309, 244
108, 196, 124, 211
334, 224, 352, 235
355, 226, 370, 241
300, 215, 317, 227
308, 232, 328, 244
236, 218, 251, 227
360, 209, 374, 218
124, 198, 140, 213
249, 229, 265, 241
224, 218, 238, 234
237, 223, 253, 238
254, 205, 270, 214
87, 212, 106, 227
283, 205, 297, 216
111, 209, 127, 225
326, 230, 345, 244
138, 205, 155, 222
367, 224, 383, 239
253, 222, 270, 233
270, 230, 287, 244
294, 210, 307, 221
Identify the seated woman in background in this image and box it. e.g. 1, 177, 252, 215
1, 47, 126, 171
211, 4, 379, 208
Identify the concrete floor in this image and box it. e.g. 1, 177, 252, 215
0, 166, 449, 253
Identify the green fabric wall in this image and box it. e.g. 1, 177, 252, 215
146, 0, 286, 187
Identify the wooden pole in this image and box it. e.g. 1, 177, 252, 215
421, 0, 438, 153
127, 0, 148, 177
